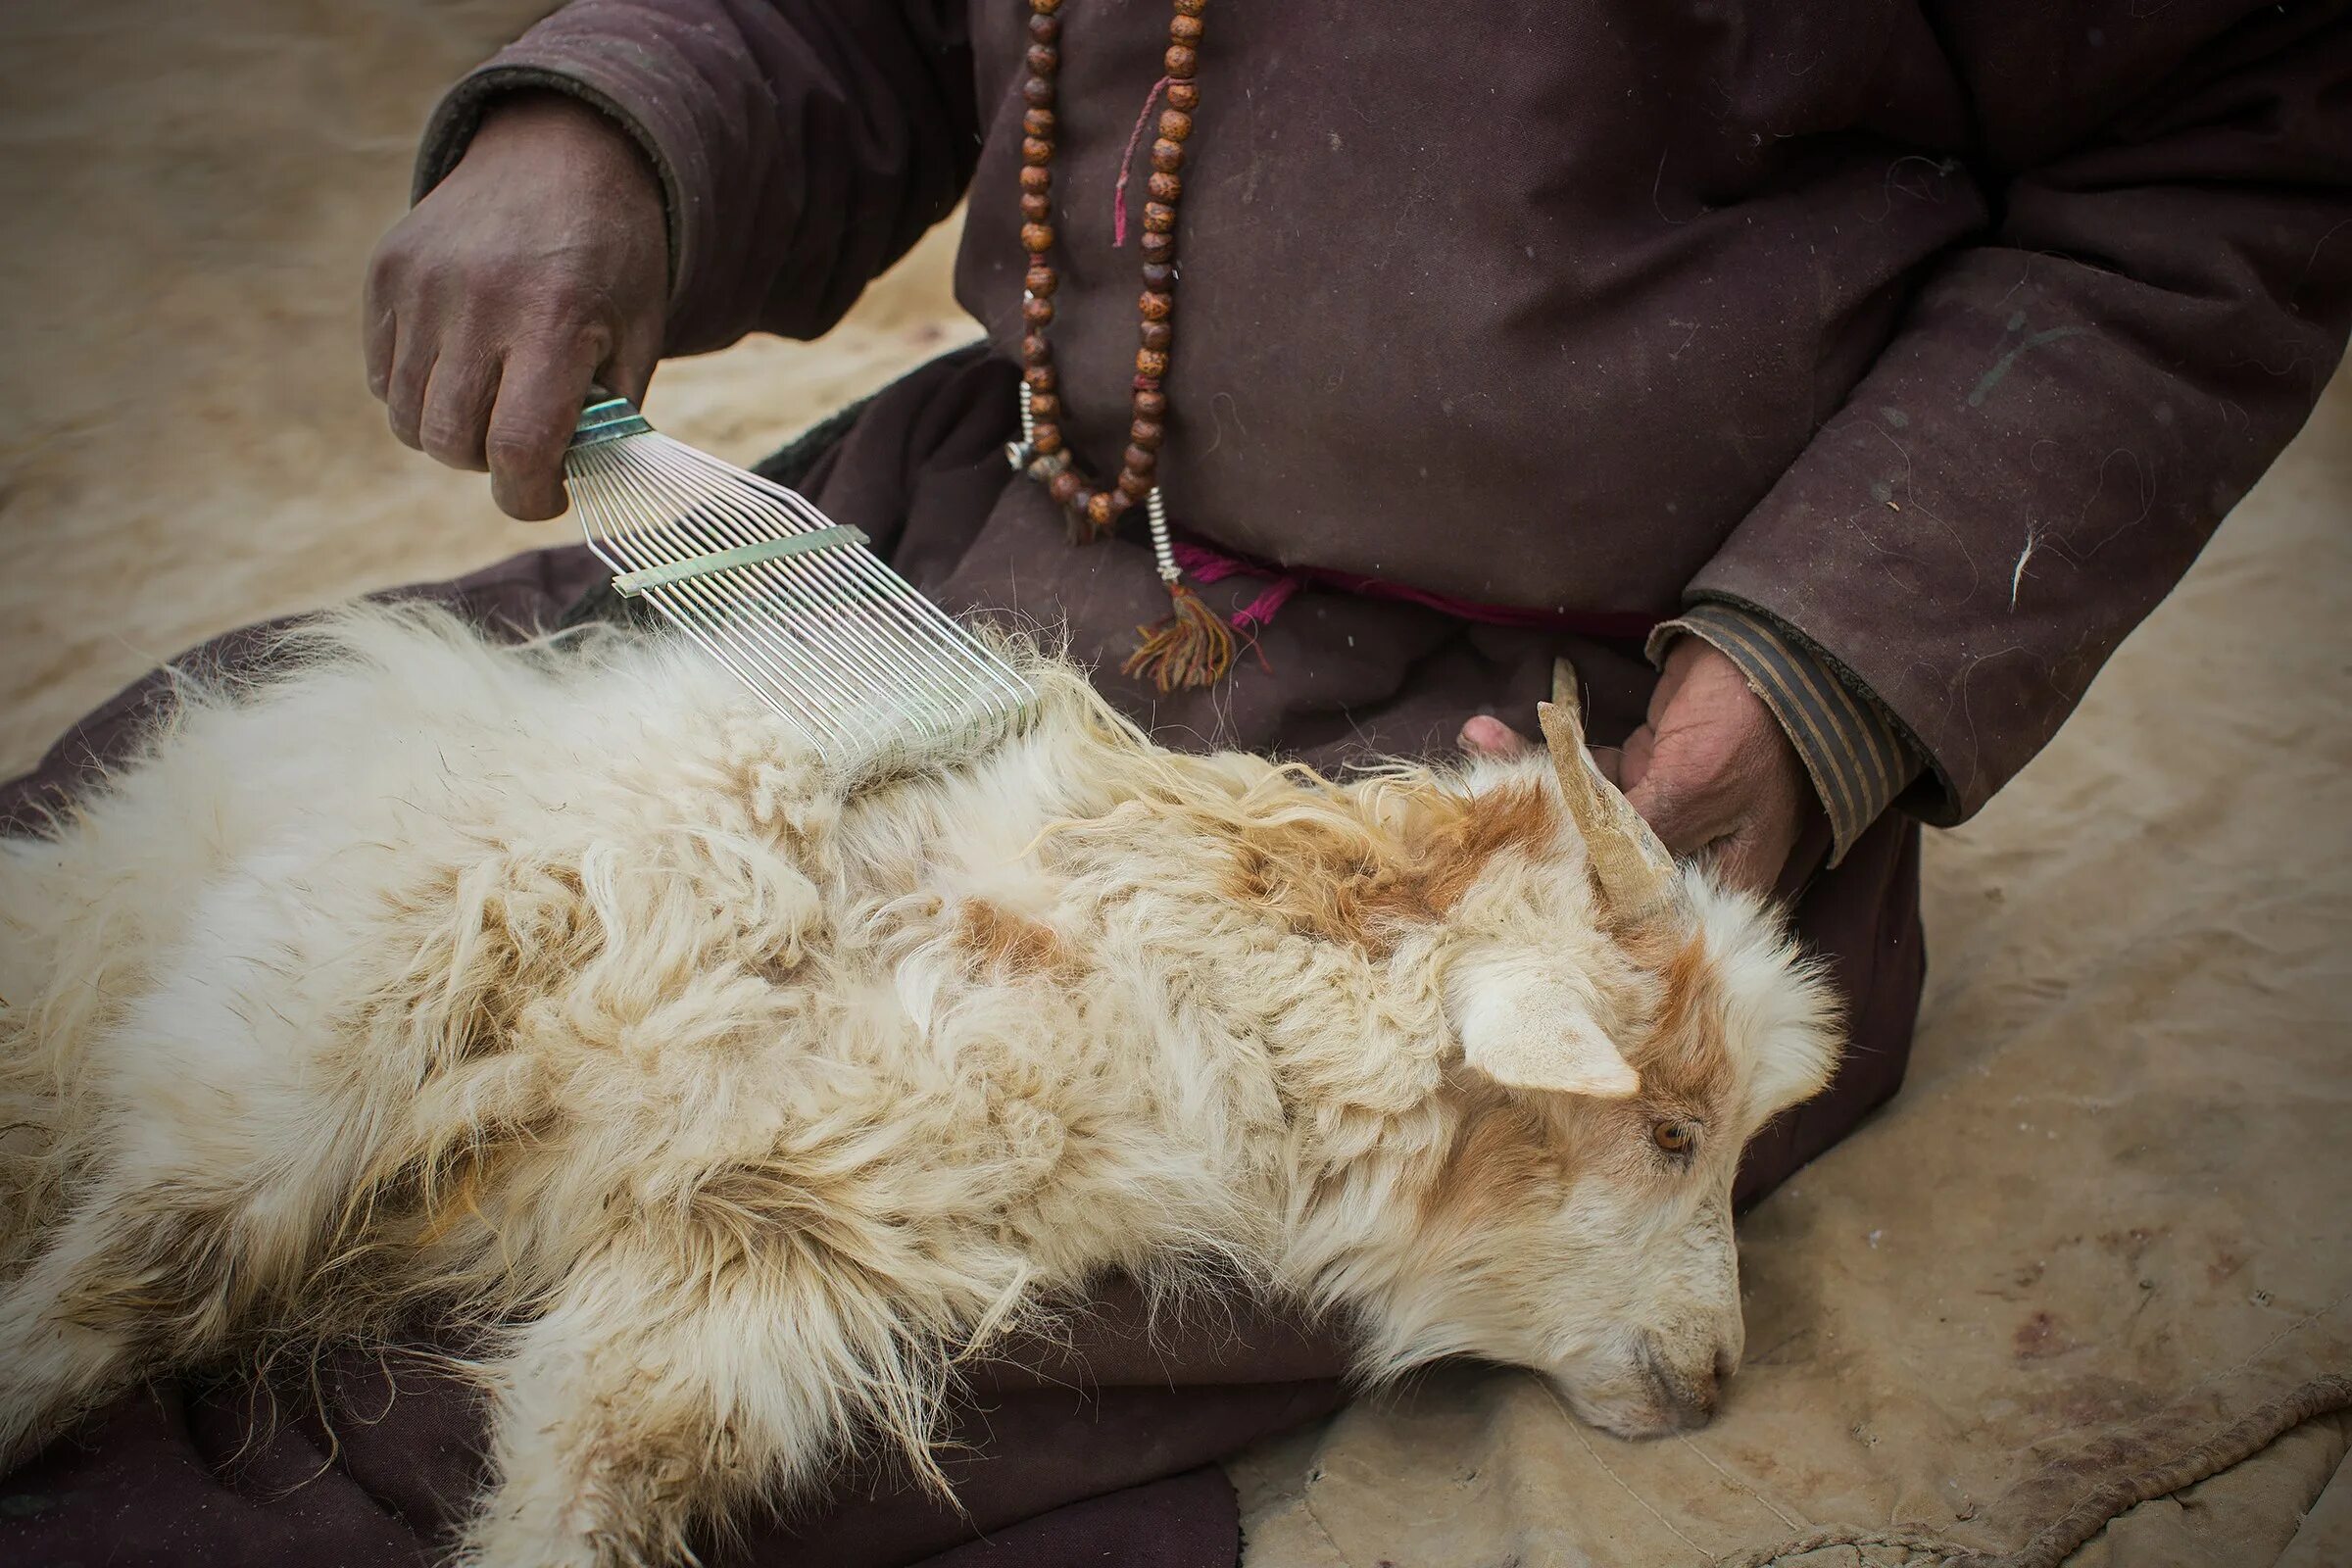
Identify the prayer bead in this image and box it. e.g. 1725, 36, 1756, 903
1011, 0, 1218, 565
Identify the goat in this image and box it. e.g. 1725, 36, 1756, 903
0, 603, 1838, 1567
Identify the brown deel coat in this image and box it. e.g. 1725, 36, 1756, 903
422, 0, 2352, 822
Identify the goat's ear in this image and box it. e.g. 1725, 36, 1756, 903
1454, 971, 1641, 1099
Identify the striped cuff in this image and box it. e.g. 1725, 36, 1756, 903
1646, 603, 1920, 865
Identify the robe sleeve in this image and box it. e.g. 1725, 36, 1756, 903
1647, 608, 1921, 867
1684, 1, 2352, 824
411, 0, 978, 356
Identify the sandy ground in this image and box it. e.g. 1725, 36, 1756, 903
2, 4, 2347, 1566
0, 0, 968, 775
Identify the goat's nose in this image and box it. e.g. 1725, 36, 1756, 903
1681, 1363, 1722, 1423
1643, 1356, 1722, 1430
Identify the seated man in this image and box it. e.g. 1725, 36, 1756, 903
266, 1, 2352, 1562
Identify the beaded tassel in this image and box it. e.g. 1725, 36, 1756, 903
1016, 0, 1229, 685
1122, 488, 1236, 690
1014, 3, 1203, 523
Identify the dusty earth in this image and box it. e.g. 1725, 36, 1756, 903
0, 0, 968, 774
1, 4, 2347, 1566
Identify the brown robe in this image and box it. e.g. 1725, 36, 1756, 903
422, 0, 2352, 823
6, 0, 2347, 1561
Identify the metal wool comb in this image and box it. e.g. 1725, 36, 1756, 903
564, 394, 1036, 777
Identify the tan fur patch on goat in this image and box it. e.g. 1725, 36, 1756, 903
953, 900, 1075, 979
1418, 1085, 1575, 1232
1416, 781, 1561, 914
66, 1198, 240, 1340
1631, 936, 1738, 1112
408, 1146, 498, 1251
380, 858, 598, 1076
1223, 780, 1556, 956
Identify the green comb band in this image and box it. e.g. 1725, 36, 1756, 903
569, 397, 653, 448
611, 526, 871, 597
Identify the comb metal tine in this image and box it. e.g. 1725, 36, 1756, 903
564, 399, 1035, 781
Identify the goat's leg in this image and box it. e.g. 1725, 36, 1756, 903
0, 1174, 250, 1466
458, 1229, 940, 1568
0, 1078, 366, 1466
0, 1091, 379, 1464
0, 1196, 138, 1465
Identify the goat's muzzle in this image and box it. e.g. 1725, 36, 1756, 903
1555, 1336, 1739, 1440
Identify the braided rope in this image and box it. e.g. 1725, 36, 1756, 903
1718, 1373, 2352, 1568
1718, 1526, 1973, 1567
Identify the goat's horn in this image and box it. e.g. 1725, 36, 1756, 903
1535, 696, 1687, 930
1551, 656, 1580, 712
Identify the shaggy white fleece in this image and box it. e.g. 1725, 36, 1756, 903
0, 605, 1838, 1567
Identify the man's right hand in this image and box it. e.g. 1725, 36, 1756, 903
364, 91, 668, 520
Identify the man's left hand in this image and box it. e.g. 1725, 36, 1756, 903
1458, 639, 1812, 897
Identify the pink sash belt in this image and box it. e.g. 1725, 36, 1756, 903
1171, 540, 1664, 643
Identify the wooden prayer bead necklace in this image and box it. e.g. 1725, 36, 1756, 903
1005, 0, 1237, 690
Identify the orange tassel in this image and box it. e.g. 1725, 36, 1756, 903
1122, 581, 1237, 691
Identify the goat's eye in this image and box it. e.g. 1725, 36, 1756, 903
1652, 1120, 1698, 1156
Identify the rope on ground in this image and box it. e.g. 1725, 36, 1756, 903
1716, 1525, 1973, 1566
1715, 1372, 2352, 1568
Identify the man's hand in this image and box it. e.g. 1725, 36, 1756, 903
364, 91, 668, 520
1459, 639, 1814, 896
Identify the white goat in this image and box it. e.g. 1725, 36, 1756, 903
0, 604, 1838, 1567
